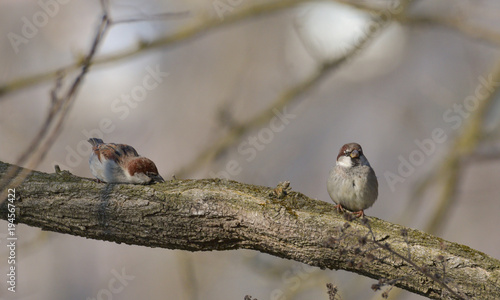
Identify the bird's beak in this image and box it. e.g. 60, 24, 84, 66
150, 174, 165, 183
350, 150, 359, 159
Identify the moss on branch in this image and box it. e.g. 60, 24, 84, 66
0, 161, 499, 299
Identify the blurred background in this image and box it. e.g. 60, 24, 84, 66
1, 0, 500, 299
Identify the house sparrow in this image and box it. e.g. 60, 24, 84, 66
327, 143, 378, 218
88, 138, 164, 184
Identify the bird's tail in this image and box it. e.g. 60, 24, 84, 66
88, 138, 104, 147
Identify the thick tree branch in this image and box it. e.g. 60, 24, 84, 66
1, 161, 499, 299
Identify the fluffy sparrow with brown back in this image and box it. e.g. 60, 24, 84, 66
88, 138, 164, 184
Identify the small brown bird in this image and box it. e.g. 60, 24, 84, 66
327, 143, 378, 218
88, 138, 164, 184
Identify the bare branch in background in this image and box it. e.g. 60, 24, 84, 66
176, 0, 416, 177
111, 11, 190, 24
400, 60, 500, 233
0, 3, 111, 203
406, 15, 500, 46
0, 0, 316, 98
11, 0, 500, 100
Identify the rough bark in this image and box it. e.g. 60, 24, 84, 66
1, 161, 499, 299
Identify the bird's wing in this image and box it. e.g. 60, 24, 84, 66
94, 143, 140, 163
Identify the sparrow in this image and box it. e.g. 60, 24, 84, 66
327, 143, 378, 218
88, 138, 164, 184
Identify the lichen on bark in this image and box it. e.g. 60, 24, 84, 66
1, 161, 499, 299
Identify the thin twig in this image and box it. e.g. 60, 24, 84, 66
111, 11, 190, 24
0, 5, 111, 203
406, 15, 500, 46
363, 220, 468, 300
397, 60, 500, 235
0, 0, 419, 99
176, 0, 416, 177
